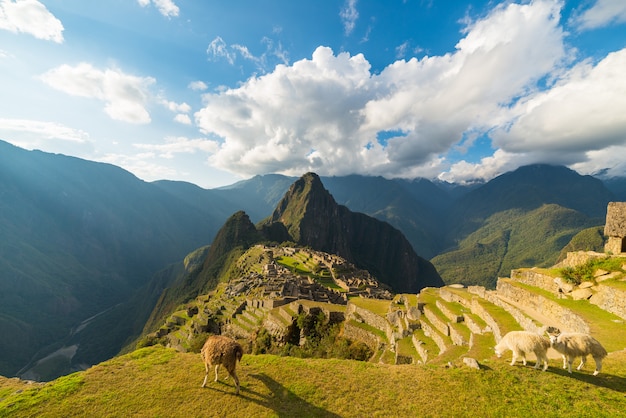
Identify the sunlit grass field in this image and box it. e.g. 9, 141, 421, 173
2, 345, 626, 417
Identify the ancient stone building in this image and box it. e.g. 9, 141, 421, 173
604, 202, 626, 254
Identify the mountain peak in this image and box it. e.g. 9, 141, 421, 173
266, 172, 338, 243
259, 173, 444, 292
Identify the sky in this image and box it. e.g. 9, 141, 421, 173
1, 0, 626, 189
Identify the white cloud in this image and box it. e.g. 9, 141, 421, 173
0, 118, 89, 142
40, 63, 155, 124
160, 99, 191, 113
188, 80, 208, 91
174, 114, 191, 125
134, 136, 219, 158
207, 36, 235, 64
340, 0, 359, 36
137, 0, 179, 18
98, 152, 178, 181
571, 0, 626, 30
195, 0, 567, 180
206, 36, 289, 72
491, 48, 626, 155
0, 0, 64, 43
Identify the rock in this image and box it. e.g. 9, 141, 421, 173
596, 272, 622, 282
463, 357, 480, 370
449, 284, 464, 289
571, 288, 593, 300
554, 277, 574, 293
579, 281, 594, 289
594, 269, 609, 277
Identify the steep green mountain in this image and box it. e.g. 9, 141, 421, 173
143, 173, 443, 335
320, 175, 452, 258
258, 173, 444, 293
428, 164, 616, 288
556, 226, 606, 262
0, 140, 225, 378
445, 164, 612, 241
432, 204, 598, 287
143, 211, 262, 332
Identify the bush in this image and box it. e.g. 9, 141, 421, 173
559, 257, 625, 285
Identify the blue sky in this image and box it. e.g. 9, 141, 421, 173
1, 0, 626, 188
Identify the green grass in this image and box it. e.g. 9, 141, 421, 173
3, 345, 626, 417
348, 298, 391, 316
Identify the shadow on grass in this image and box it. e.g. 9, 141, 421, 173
236, 373, 342, 418
546, 367, 626, 392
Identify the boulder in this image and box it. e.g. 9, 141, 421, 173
571, 288, 593, 300
463, 357, 480, 370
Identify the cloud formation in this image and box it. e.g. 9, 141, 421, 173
137, 0, 179, 18
195, 0, 607, 183
0, 0, 64, 42
340, 0, 359, 36
206, 36, 289, 73
572, 0, 626, 30
40, 63, 155, 124
0, 118, 89, 142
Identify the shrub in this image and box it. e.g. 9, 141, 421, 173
559, 257, 625, 285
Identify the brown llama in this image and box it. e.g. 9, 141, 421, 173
200, 335, 244, 394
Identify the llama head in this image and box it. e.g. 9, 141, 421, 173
494, 346, 502, 358
549, 334, 559, 345
544, 326, 560, 336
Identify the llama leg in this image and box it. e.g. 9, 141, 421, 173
542, 354, 549, 371
510, 350, 518, 366
566, 356, 573, 374
520, 351, 527, 366
561, 355, 567, 369
214, 364, 220, 382
202, 361, 209, 388
576, 355, 586, 371
228, 367, 240, 394
593, 357, 602, 376
533, 351, 541, 369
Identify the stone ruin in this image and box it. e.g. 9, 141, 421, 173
604, 202, 626, 254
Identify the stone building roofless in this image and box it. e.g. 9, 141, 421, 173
604, 202, 626, 254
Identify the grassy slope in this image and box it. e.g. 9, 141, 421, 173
2, 345, 626, 418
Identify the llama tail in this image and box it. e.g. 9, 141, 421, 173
235, 345, 243, 362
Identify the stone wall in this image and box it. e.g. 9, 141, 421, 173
412, 335, 429, 363
590, 285, 626, 321
346, 303, 392, 336
604, 202, 626, 238
423, 306, 449, 337
420, 321, 447, 354
496, 281, 589, 333
481, 290, 544, 334
436, 300, 463, 323
510, 269, 559, 293
557, 251, 608, 268
343, 322, 381, 351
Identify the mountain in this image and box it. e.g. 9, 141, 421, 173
143, 173, 444, 335
258, 173, 444, 293
0, 140, 226, 378
319, 175, 452, 258
432, 164, 615, 287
